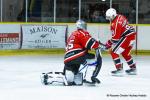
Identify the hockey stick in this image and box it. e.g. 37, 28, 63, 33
91, 48, 102, 82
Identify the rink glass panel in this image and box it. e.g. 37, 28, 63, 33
0, 0, 150, 23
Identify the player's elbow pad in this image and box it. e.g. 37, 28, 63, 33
86, 38, 99, 50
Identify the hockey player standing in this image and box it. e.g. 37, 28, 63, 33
64, 20, 102, 85
104, 8, 137, 75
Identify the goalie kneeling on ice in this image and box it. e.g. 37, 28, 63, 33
41, 48, 102, 86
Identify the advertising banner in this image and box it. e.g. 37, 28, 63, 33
21, 25, 67, 49
0, 33, 20, 49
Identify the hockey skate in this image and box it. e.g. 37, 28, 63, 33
83, 77, 100, 85
91, 77, 100, 84
111, 68, 123, 76
125, 68, 137, 75
67, 82, 76, 86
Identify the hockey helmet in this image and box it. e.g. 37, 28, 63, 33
105, 8, 117, 21
76, 19, 87, 30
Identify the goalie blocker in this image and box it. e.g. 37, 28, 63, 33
41, 48, 102, 86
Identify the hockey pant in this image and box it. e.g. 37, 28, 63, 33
110, 35, 136, 69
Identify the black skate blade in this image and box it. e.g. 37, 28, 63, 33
111, 74, 124, 77
126, 72, 137, 75
111, 72, 124, 77
92, 78, 101, 84
83, 80, 100, 85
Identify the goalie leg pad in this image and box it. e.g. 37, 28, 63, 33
65, 70, 74, 83
74, 73, 83, 85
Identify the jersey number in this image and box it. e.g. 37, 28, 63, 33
66, 40, 74, 50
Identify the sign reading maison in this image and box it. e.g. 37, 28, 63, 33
21, 25, 67, 49
29, 25, 57, 35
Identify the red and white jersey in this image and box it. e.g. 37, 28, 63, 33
64, 29, 99, 63
106, 14, 136, 47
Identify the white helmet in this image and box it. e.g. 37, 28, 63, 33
76, 19, 87, 30
105, 8, 117, 21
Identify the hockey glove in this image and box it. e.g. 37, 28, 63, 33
98, 41, 107, 51
99, 45, 107, 51
105, 40, 112, 49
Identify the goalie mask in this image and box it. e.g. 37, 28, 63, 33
76, 19, 87, 30
105, 8, 117, 21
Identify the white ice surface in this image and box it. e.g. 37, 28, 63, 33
0, 55, 150, 100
